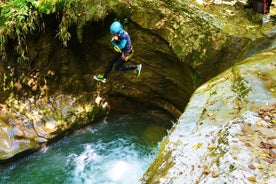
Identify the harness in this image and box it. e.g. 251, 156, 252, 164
122, 48, 134, 61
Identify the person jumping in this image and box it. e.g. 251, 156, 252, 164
94, 21, 142, 83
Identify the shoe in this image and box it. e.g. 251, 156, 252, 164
94, 74, 107, 83
263, 15, 271, 24
136, 64, 142, 77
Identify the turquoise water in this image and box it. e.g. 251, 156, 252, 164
0, 114, 171, 184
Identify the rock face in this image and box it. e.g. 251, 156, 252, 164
142, 49, 276, 183
1, 0, 274, 119
0, 94, 108, 161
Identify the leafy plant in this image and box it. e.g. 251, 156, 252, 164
0, 0, 40, 61
37, 0, 58, 14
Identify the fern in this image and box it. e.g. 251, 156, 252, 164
0, 0, 40, 61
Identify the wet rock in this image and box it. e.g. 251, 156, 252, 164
0, 94, 108, 161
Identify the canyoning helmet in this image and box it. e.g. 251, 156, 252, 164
110, 21, 123, 35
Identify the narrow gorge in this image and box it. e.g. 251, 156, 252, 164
0, 0, 275, 183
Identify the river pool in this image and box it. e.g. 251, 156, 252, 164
0, 114, 172, 184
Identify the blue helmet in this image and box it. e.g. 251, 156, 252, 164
110, 21, 123, 34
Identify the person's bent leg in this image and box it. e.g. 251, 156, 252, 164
103, 53, 121, 78
115, 58, 137, 71
115, 58, 142, 77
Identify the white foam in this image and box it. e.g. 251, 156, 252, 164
107, 160, 144, 183
67, 142, 151, 184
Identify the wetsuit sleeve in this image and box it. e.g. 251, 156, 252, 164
111, 39, 127, 50
118, 39, 127, 50
111, 40, 118, 46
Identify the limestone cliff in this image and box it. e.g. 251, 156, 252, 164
143, 49, 276, 183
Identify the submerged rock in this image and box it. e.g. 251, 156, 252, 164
143, 49, 276, 183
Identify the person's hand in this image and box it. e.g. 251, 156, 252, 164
112, 36, 119, 41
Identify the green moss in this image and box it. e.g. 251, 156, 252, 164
142, 137, 175, 183
218, 129, 229, 146
210, 89, 217, 96
229, 163, 236, 172
231, 75, 252, 101
204, 128, 230, 170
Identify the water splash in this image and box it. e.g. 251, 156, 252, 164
67, 138, 152, 184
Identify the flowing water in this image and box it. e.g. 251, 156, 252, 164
0, 114, 172, 184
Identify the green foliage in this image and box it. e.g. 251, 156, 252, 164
37, 0, 78, 45
0, 0, 131, 61
0, 0, 78, 60
37, 0, 59, 14
0, 0, 39, 61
